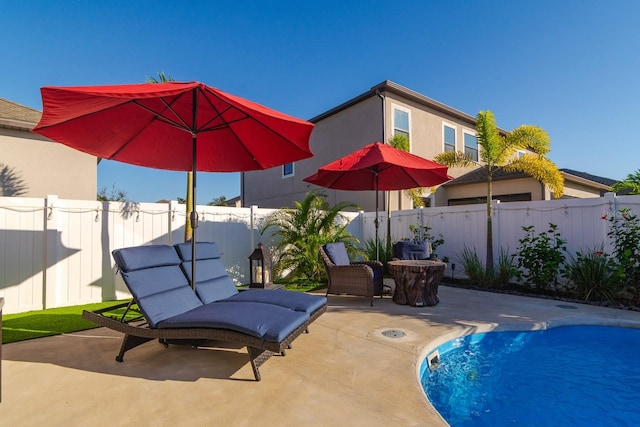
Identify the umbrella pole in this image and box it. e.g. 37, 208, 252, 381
190, 135, 198, 290
375, 174, 379, 262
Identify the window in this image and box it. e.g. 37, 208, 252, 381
393, 106, 410, 140
282, 162, 294, 178
443, 124, 456, 152
464, 132, 478, 161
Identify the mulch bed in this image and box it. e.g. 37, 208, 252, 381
440, 278, 640, 312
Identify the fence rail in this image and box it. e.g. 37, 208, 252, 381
1, 193, 639, 314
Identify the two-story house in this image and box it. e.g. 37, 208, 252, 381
0, 97, 97, 200
246, 81, 616, 210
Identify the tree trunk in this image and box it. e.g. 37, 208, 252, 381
486, 172, 494, 274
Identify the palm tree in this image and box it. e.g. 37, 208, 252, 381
435, 110, 564, 273
146, 72, 194, 242
611, 170, 640, 195
260, 192, 360, 283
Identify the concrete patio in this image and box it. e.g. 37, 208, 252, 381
3, 283, 640, 426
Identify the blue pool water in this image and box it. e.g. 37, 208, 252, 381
421, 325, 640, 427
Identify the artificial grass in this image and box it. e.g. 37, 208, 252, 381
2, 285, 327, 345
2, 300, 133, 344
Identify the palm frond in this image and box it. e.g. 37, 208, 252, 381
506, 125, 551, 155
504, 154, 565, 197
476, 111, 504, 164
611, 169, 640, 195
434, 150, 476, 167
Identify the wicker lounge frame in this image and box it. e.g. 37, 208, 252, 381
82, 243, 327, 381
82, 301, 325, 381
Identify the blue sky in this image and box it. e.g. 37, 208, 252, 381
3, 1, 639, 203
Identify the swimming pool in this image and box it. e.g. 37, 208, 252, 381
421, 325, 640, 427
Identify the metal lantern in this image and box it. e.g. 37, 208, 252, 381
248, 243, 271, 288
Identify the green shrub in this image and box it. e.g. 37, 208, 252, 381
261, 192, 361, 283
606, 208, 640, 303
458, 247, 515, 289
514, 223, 566, 291
494, 248, 516, 289
363, 238, 393, 264
459, 246, 489, 286
407, 223, 444, 255
563, 246, 619, 302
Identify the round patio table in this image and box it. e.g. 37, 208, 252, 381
387, 260, 446, 307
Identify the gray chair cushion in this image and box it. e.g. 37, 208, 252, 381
394, 241, 431, 260
324, 242, 350, 266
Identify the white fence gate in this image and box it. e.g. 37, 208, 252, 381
2, 193, 640, 314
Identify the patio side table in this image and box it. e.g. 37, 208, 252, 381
387, 260, 446, 307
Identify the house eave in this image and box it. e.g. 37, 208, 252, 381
309, 80, 508, 133
0, 117, 37, 131
561, 171, 612, 191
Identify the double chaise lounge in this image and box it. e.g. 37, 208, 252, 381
82, 242, 327, 381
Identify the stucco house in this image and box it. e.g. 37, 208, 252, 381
242, 81, 614, 210
0, 97, 97, 200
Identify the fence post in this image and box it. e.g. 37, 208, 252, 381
168, 200, 179, 245
603, 192, 616, 255
43, 195, 59, 310
250, 205, 258, 252
493, 199, 501, 265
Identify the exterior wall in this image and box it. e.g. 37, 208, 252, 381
243, 95, 383, 210
0, 128, 97, 200
382, 93, 477, 211
442, 177, 544, 205
562, 179, 607, 198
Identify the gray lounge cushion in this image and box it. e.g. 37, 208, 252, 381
324, 242, 350, 266
112, 245, 202, 327
177, 242, 326, 314
175, 242, 239, 303
224, 290, 327, 315
157, 301, 309, 343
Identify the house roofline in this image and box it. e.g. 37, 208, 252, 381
561, 171, 613, 191
0, 117, 37, 131
444, 168, 614, 191
309, 80, 507, 132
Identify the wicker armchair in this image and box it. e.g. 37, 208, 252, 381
320, 242, 384, 306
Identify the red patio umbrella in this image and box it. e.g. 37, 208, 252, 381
33, 81, 314, 288
303, 142, 451, 260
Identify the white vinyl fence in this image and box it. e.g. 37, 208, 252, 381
2, 193, 639, 314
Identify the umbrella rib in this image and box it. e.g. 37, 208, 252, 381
201, 86, 309, 166
196, 99, 244, 131
131, 98, 192, 133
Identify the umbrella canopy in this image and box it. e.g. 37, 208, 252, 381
303, 142, 451, 259
33, 81, 314, 288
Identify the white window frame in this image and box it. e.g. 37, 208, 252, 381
392, 104, 411, 144
463, 130, 478, 162
443, 122, 457, 152
282, 162, 294, 178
